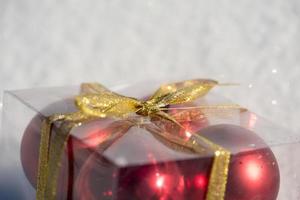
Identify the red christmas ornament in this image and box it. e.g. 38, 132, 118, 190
75, 147, 213, 200
20, 99, 114, 199
74, 124, 280, 200
199, 125, 280, 200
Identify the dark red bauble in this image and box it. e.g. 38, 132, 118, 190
20, 99, 114, 199
200, 125, 280, 200
74, 124, 280, 200
75, 153, 213, 200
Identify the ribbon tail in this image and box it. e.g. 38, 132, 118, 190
44, 122, 74, 200
36, 118, 52, 200
192, 134, 231, 200
206, 147, 231, 200
37, 113, 87, 200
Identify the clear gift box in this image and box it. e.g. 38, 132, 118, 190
0, 80, 299, 200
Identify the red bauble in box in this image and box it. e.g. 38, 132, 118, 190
21, 100, 280, 200
74, 124, 280, 200
20, 99, 116, 199
202, 125, 280, 200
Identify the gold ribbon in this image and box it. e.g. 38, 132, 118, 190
37, 79, 234, 200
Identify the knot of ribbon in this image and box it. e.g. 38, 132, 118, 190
36, 79, 237, 200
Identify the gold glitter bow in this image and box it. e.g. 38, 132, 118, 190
37, 79, 239, 200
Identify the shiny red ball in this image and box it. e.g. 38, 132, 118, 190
75, 124, 280, 200
20, 99, 105, 199
200, 124, 280, 200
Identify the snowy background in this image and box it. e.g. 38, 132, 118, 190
0, 1, 300, 198
0, 1, 300, 132
1, 0, 300, 132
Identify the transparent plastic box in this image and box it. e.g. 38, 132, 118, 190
0, 80, 299, 200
